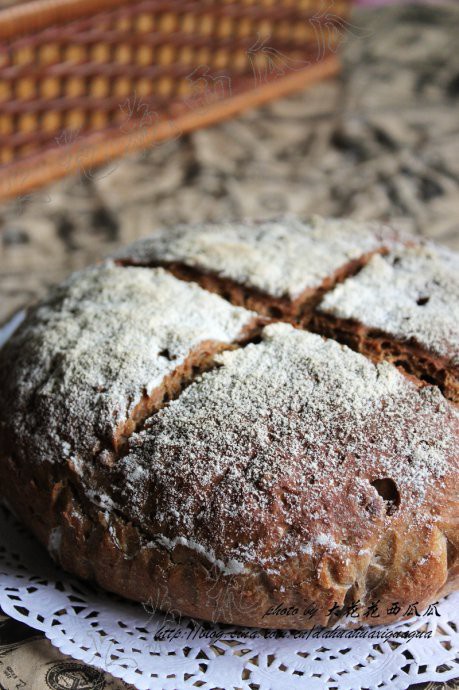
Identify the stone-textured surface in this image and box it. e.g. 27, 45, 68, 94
1, 4, 459, 324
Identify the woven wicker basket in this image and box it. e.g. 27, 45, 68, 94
0, 0, 351, 201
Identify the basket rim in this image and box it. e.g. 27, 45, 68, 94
0, 0, 130, 41
0, 55, 339, 202
0, 0, 352, 41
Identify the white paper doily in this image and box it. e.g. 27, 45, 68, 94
0, 314, 459, 690
1, 509, 458, 690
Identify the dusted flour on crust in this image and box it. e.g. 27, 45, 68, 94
317, 243, 459, 402
319, 244, 459, 366
115, 323, 457, 576
0, 262, 257, 464
114, 216, 398, 300
0, 218, 458, 629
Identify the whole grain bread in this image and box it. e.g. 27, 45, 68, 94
0, 216, 457, 629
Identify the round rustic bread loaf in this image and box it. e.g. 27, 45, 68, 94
0, 216, 458, 629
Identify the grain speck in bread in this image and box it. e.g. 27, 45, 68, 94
0, 216, 457, 630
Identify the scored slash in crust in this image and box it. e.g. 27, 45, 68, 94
0, 216, 457, 629
315, 243, 459, 403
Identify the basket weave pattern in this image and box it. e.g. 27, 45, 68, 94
0, 0, 350, 199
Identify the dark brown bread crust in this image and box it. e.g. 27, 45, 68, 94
0, 458, 455, 630
0, 218, 458, 630
113, 215, 401, 322
315, 244, 459, 404
312, 313, 459, 404
1, 367, 457, 630
116, 252, 381, 325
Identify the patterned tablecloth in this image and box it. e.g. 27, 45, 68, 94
0, 4, 458, 689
